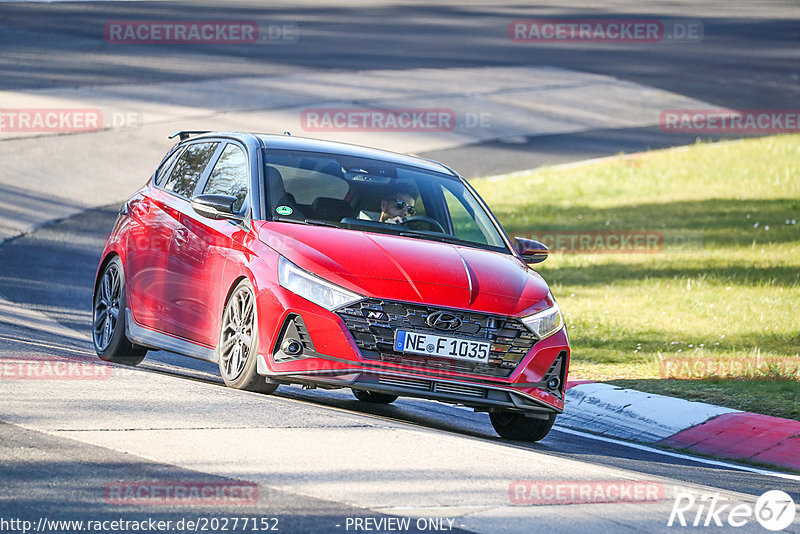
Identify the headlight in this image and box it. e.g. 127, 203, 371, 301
278, 256, 363, 310
521, 301, 563, 339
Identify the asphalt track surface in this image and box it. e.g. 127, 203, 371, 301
1, 1, 799, 533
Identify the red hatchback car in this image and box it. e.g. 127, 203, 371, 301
93, 131, 569, 441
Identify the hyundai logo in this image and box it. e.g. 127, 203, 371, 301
426, 311, 463, 331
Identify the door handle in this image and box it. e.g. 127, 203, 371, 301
174, 228, 190, 245
130, 200, 150, 218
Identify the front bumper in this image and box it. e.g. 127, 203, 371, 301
256, 291, 569, 414
257, 356, 565, 415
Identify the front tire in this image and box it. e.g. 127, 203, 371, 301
352, 389, 398, 404
92, 257, 147, 366
218, 280, 278, 394
489, 411, 556, 442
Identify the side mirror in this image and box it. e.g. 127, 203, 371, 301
191, 194, 240, 220
514, 237, 549, 264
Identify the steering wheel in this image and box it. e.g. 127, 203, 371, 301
400, 216, 446, 233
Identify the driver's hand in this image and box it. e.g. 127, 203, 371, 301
384, 216, 404, 224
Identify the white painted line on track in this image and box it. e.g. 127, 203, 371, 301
408, 402, 796, 480
0, 296, 90, 343
483, 153, 626, 181
0, 333, 90, 355
554, 426, 800, 482
482, 141, 747, 182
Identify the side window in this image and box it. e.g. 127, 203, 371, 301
203, 144, 249, 213
442, 187, 488, 244
155, 147, 184, 187
162, 142, 219, 198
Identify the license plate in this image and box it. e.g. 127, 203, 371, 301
394, 330, 490, 363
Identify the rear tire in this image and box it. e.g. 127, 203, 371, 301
218, 280, 279, 394
92, 257, 147, 366
489, 411, 556, 442
352, 389, 398, 404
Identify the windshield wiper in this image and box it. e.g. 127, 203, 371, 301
398, 231, 466, 245
272, 216, 308, 225
272, 217, 340, 228
304, 218, 340, 228
398, 231, 502, 252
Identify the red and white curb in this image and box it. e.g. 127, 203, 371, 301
562, 381, 800, 472
661, 413, 800, 471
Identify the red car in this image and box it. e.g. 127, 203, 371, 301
93, 131, 569, 441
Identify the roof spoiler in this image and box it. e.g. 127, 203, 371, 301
169, 130, 211, 141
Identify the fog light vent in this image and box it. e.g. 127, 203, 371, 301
541, 350, 568, 400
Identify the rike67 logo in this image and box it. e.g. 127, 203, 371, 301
668, 490, 796, 531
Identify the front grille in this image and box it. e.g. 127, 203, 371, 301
374, 375, 486, 399
378, 375, 430, 390
336, 299, 538, 378
433, 382, 486, 398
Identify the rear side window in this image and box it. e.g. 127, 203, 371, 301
203, 143, 249, 213
162, 142, 219, 198
155, 147, 184, 186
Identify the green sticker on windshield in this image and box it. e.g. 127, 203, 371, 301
276, 206, 293, 216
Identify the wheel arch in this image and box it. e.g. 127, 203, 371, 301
216, 255, 280, 364
94, 251, 122, 294
222, 275, 251, 309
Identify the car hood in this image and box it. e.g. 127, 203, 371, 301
256, 222, 552, 316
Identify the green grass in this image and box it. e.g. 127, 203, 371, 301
472, 135, 800, 421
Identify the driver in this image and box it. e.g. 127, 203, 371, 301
379, 184, 418, 224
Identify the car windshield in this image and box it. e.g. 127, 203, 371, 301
261, 149, 509, 253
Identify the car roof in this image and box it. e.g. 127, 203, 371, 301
185, 131, 457, 177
